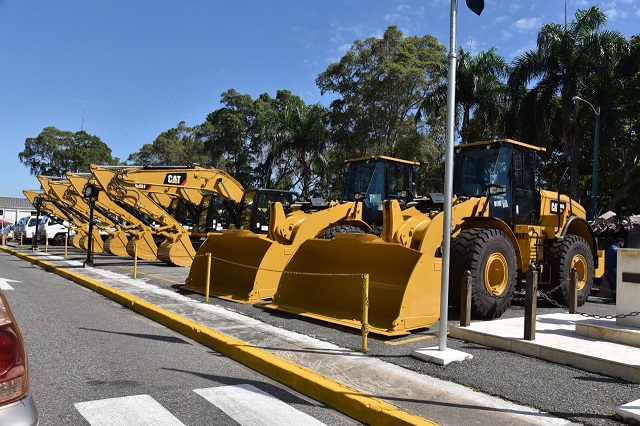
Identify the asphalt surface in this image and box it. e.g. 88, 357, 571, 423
2, 256, 360, 426
3, 240, 639, 425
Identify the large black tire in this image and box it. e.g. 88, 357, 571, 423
546, 235, 594, 306
53, 233, 66, 246
318, 225, 365, 240
450, 228, 517, 319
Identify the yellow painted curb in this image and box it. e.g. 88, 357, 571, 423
2, 247, 438, 426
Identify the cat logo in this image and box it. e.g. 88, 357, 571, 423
164, 173, 187, 186
550, 200, 566, 215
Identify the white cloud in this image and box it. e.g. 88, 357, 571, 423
514, 17, 542, 32
494, 16, 509, 23
384, 13, 402, 22
501, 29, 513, 41
604, 7, 629, 20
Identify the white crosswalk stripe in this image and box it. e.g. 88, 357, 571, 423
74, 394, 185, 426
194, 384, 327, 426
74, 384, 328, 425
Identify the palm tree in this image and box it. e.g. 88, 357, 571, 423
420, 47, 509, 144
276, 100, 330, 196
508, 6, 628, 202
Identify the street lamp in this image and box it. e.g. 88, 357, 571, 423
82, 184, 100, 267
572, 96, 601, 220
32, 196, 42, 251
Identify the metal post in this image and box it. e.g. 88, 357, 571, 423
133, 244, 138, 279
524, 264, 538, 341
45, 232, 48, 252
569, 268, 578, 314
460, 270, 472, 327
64, 234, 68, 259
362, 273, 369, 353
438, 0, 459, 352
84, 198, 95, 268
204, 253, 212, 303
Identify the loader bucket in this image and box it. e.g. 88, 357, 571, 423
265, 233, 441, 336
125, 230, 158, 260
157, 232, 196, 267
104, 230, 129, 257
182, 230, 285, 303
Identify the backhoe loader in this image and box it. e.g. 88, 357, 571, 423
182, 156, 420, 303
90, 164, 295, 266
23, 190, 77, 246
66, 172, 156, 257
37, 177, 112, 252
265, 139, 601, 335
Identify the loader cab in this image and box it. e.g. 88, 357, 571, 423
341, 156, 419, 225
453, 139, 542, 226
239, 189, 294, 234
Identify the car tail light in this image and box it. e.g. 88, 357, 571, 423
0, 291, 29, 405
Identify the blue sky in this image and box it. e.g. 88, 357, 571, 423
1, 0, 638, 199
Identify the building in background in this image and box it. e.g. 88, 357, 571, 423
0, 196, 36, 226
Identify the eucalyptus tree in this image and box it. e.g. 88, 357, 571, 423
200, 89, 260, 187
508, 6, 628, 203
126, 121, 211, 166
19, 126, 117, 177
317, 25, 447, 160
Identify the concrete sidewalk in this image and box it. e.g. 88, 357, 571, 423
5, 244, 634, 425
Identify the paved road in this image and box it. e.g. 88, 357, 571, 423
3, 242, 639, 425
1, 251, 361, 426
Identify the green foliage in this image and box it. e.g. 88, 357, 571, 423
317, 25, 448, 194
126, 121, 211, 166
508, 6, 628, 210
19, 127, 117, 177
19, 11, 640, 214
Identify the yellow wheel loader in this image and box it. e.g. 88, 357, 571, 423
266, 139, 601, 335
182, 156, 421, 303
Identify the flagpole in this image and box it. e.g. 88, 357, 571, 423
438, 0, 459, 351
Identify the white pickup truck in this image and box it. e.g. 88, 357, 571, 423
30, 216, 75, 245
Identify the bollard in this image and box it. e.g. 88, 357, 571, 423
204, 253, 212, 303
361, 274, 369, 353
45, 233, 49, 253
524, 264, 538, 341
133, 244, 138, 279
64, 234, 68, 259
569, 268, 578, 314
460, 270, 472, 326
20, 233, 23, 246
